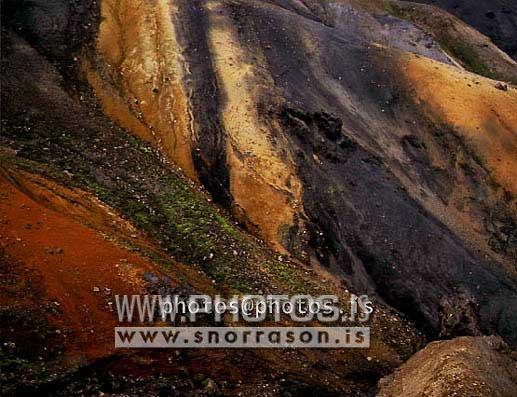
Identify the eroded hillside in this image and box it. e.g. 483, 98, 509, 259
81, 0, 517, 342
1, 0, 516, 395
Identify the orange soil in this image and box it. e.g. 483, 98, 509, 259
87, 1, 306, 254
400, 53, 517, 197
0, 167, 174, 359
89, 0, 197, 181
0, 164, 410, 388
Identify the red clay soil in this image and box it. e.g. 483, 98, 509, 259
0, 167, 171, 360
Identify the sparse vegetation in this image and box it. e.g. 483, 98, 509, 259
2, 1, 516, 395
385, 1, 510, 82
1, 114, 327, 297
438, 37, 493, 78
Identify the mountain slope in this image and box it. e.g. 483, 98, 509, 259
79, 0, 517, 342
1, 26, 417, 395
414, 0, 517, 60
1, 0, 517, 395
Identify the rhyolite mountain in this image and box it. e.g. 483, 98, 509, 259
415, 0, 517, 60
1, 0, 516, 396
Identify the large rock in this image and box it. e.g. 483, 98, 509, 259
378, 336, 517, 397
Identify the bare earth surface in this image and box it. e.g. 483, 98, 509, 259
1, 0, 516, 395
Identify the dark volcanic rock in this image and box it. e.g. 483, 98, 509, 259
279, 107, 517, 344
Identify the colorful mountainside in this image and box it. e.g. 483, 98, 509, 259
1, 1, 516, 395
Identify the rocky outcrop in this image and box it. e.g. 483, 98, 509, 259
378, 336, 517, 397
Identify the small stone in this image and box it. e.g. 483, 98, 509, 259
204, 378, 219, 396
92, 286, 100, 292
495, 82, 508, 91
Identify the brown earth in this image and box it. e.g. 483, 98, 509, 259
378, 336, 517, 397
